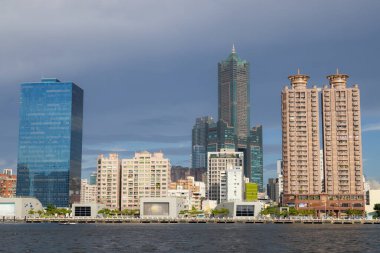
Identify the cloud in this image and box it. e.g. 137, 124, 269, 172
367, 179, 380, 190
362, 123, 380, 132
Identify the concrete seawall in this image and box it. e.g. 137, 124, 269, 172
1, 217, 380, 225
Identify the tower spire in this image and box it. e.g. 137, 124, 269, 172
297, 68, 300, 75
336, 68, 339, 75
232, 44, 236, 54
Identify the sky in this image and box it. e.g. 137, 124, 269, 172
0, 0, 379, 183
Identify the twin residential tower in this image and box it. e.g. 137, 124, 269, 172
281, 71, 364, 215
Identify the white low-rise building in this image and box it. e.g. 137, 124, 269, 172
72, 203, 106, 218
0, 197, 43, 218
140, 197, 186, 218
215, 201, 263, 218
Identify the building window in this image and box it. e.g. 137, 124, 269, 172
236, 205, 254, 216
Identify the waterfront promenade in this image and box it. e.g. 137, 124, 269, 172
2, 216, 380, 225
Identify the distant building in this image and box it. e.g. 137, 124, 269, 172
207, 120, 236, 152
276, 160, 283, 203
249, 125, 263, 191
192, 116, 214, 169
168, 186, 191, 210
267, 178, 278, 202
245, 183, 258, 201
96, 153, 121, 210
0, 171, 17, 198
80, 179, 97, 204
207, 149, 244, 203
169, 176, 205, 210
220, 167, 244, 202
89, 172, 97, 185
120, 151, 171, 210
16, 78, 83, 207
3, 168, 13, 175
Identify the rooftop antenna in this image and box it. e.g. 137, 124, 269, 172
297, 68, 300, 75
336, 68, 340, 75
232, 43, 236, 54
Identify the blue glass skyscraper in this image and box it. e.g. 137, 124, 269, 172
16, 78, 83, 207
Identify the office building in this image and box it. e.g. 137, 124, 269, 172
16, 78, 83, 207
218, 45, 250, 142
207, 120, 236, 152
192, 116, 214, 169
96, 153, 121, 210
249, 125, 264, 191
120, 151, 170, 210
207, 149, 244, 203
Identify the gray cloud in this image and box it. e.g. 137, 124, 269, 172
0, 0, 379, 180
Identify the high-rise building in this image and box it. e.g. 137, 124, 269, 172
120, 151, 171, 210
192, 116, 214, 169
249, 125, 264, 191
281, 71, 321, 201
267, 178, 278, 202
218, 45, 250, 142
16, 78, 83, 207
96, 153, 121, 210
281, 71, 365, 216
80, 179, 97, 204
215, 46, 263, 182
322, 72, 364, 196
207, 149, 244, 203
207, 120, 236, 152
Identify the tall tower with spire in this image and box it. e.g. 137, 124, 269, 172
218, 45, 250, 142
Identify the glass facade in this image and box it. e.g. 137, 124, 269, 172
192, 116, 214, 169
249, 125, 263, 192
16, 78, 83, 207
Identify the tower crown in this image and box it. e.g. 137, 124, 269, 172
288, 69, 309, 89
327, 69, 349, 89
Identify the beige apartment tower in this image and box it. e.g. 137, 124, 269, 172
281, 71, 321, 196
120, 151, 171, 210
96, 153, 121, 210
281, 71, 365, 216
322, 72, 363, 195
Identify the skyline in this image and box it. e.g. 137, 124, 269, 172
0, 1, 380, 184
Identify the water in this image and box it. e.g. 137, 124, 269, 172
0, 223, 379, 252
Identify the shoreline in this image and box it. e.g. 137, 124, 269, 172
1, 217, 380, 225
